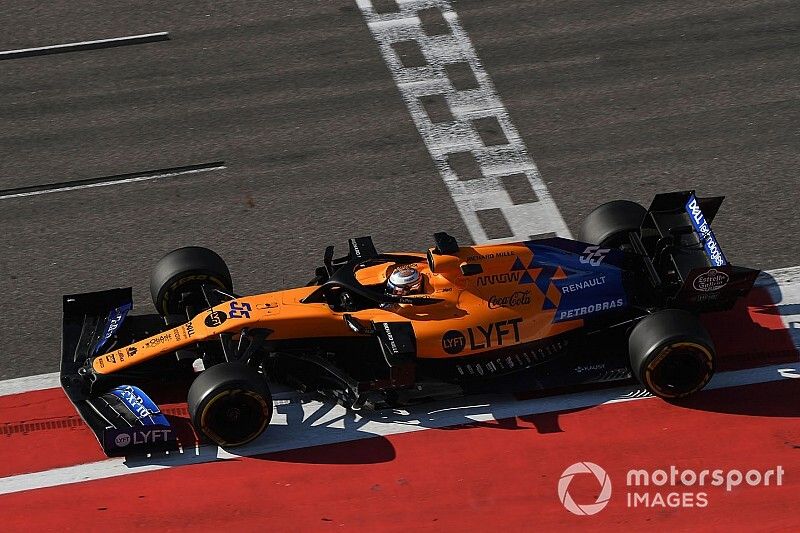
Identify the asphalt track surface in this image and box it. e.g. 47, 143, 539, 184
1, 0, 799, 379
0, 1, 799, 529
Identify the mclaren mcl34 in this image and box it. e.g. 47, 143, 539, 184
61, 191, 758, 455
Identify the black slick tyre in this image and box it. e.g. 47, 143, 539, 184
187, 362, 273, 447
578, 200, 647, 247
628, 309, 715, 399
150, 246, 232, 315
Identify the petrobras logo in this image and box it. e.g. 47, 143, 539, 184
558, 462, 612, 515
693, 268, 729, 292
556, 298, 625, 322
686, 195, 727, 267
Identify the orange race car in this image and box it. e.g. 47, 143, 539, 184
61, 191, 759, 456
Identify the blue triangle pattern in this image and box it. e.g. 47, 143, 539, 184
519, 271, 535, 284
535, 265, 555, 295
510, 257, 526, 271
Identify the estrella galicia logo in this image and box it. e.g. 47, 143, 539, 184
442, 330, 466, 354
204, 310, 228, 328
693, 268, 729, 292
579, 246, 611, 266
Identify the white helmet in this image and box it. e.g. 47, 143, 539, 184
386, 265, 423, 296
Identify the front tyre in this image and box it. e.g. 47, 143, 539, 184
628, 309, 715, 399
187, 363, 273, 447
150, 246, 233, 315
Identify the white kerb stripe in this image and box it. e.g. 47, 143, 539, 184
0, 372, 60, 396
0, 360, 796, 496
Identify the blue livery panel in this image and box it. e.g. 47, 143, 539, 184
109, 385, 170, 426
685, 194, 727, 267
91, 301, 132, 356
552, 271, 626, 323
103, 385, 173, 453
522, 240, 629, 323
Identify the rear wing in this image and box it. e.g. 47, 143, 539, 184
637, 191, 759, 311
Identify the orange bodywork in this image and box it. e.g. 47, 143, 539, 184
92, 242, 584, 375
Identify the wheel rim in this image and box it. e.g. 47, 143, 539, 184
644, 342, 713, 398
199, 389, 271, 447
160, 273, 229, 314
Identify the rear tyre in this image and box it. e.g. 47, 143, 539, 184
628, 309, 715, 399
187, 362, 273, 447
150, 246, 233, 315
578, 200, 646, 248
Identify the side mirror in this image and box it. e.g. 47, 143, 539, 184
460, 263, 483, 276
343, 314, 374, 335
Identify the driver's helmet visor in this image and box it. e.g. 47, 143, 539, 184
386, 266, 423, 295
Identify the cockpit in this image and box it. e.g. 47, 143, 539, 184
301, 236, 445, 312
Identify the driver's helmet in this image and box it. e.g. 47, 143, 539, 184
386, 265, 423, 296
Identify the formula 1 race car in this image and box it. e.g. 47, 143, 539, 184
61, 191, 759, 456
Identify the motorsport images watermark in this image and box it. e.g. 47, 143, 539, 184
558, 462, 785, 515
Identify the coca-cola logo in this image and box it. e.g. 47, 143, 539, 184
488, 291, 531, 309
693, 269, 729, 292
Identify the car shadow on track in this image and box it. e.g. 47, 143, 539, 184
676, 269, 800, 418
671, 378, 800, 418
702, 270, 800, 371
236, 384, 636, 466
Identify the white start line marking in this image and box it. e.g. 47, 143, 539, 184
356, 0, 571, 242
